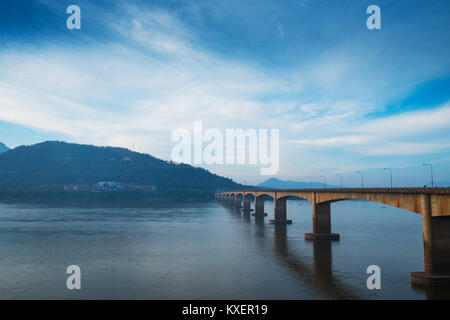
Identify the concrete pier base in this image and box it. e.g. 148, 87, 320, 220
269, 219, 292, 225
411, 195, 450, 286
253, 197, 268, 220
270, 198, 292, 225
305, 233, 340, 240
305, 198, 339, 240
411, 272, 450, 286
254, 197, 265, 216
252, 212, 268, 217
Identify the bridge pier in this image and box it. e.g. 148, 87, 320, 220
234, 198, 242, 211
225, 196, 231, 207
305, 197, 339, 240
252, 197, 268, 217
243, 197, 251, 214
412, 194, 450, 286
269, 198, 292, 224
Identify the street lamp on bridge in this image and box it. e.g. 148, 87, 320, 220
355, 171, 364, 188
336, 173, 343, 188
320, 175, 326, 189
422, 163, 434, 188
383, 168, 393, 188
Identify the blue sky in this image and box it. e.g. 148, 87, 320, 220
0, 0, 449, 186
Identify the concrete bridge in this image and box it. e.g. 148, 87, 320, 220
216, 188, 450, 287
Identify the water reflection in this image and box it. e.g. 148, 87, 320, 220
254, 215, 265, 227
242, 211, 251, 223
272, 224, 358, 299
412, 282, 450, 299
229, 206, 359, 299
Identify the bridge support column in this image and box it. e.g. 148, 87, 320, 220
243, 197, 251, 214
305, 195, 339, 240
412, 194, 450, 286
234, 198, 242, 211
252, 197, 268, 218
269, 198, 292, 224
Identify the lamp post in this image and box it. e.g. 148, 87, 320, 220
320, 175, 326, 189
336, 173, 343, 188
422, 163, 434, 188
356, 171, 364, 188
383, 168, 392, 188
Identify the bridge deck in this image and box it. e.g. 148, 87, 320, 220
220, 188, 450, 194
217, 188, 450, 217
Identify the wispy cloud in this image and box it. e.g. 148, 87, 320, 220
0, 5, 286, 158
0, 0, 449, 184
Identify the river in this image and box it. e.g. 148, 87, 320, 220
0, 199, 449, 299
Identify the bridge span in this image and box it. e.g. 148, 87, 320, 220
216, 188, 450, 287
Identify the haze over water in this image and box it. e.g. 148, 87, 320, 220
0, 200, 449, 299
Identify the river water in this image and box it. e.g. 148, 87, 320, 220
0, 199, 449, 299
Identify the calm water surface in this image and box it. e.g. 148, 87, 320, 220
0, 200, 449, 299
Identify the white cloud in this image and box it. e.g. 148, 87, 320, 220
290, 103, 450, 159
352, 104, 450, 137
368, 142, 450, 156
0, 4, 449, 184
292, 135, 371, 146
0, 7, 287, 158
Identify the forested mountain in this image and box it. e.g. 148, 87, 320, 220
0, 142, 9, 153
258, 178, 340, 189
0, 141, 240, 192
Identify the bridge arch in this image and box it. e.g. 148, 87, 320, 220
315, 193, 428, 215
276, 195, 309, 202
243, 193, 255, 200
275, 191, 314, 203
318, 198, 426, 219
235, 193, 244, 200
255, 192, 276, 200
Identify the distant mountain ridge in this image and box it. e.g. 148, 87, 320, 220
257, 177, 341, 189
0, 141, 241, 193
0, 142, 9, 153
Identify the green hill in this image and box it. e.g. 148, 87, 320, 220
0, 141, 240, 200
